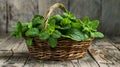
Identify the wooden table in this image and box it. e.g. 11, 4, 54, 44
0, 33, 120, 67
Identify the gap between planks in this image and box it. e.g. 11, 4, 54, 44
24, 53, 99, 67
109, 36, 120, 50
88, 38, 120, 67
0, 34, 120, 67
0, 39, 29, 67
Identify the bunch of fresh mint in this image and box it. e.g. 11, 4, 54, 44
11, 12, 104, 48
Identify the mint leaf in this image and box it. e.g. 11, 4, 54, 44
28, 22, 32, 29
47, 24, 55, 33
16, 32, 22, 38
39, 31, 50, 40
89, 20, 99, 30
71, 22, 81, 29
22, 26, 28, 33
21, 23, 28, 33
26, 38, 33, 47
16, 21, 22, 32
90, 32, 95, 38
68, 29, 85, 41
83, 34, 89, 41
52, 14, 63, 21
48, 37, 57, 48
94, 32, 104, 38
61, 35, 71, 38
90, 32, 104, 38
63, 12, 76, 19
32, 15, 44, 26
51, 30, 61, 38
13, 21, 23, 38
60, 18, 71, 25
48, 19, 56, 27
25, 28, 39, 37
82, 16, 90, 24
55, 24, 71, 30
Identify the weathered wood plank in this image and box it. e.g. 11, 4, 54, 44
38, 0, 68, 16
7, 0, 39, 32
0, 33, 10, 44
4, 53, 29, 67
78, 53, 99, 67
12, 39, 28, 53
69, 0, 101, 20
2, 40, 29, 67
0, 35, 28, 66
89, 38, 120, 67
0, 36, 23, 50
109, 36, 120, 50
24, 53, 99, 67
69, 53, 99, 67
0, 50, 12, 67
99, 0, 120, 35
0, 0, 6, 33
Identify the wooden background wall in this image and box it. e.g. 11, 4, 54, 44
0, 0, 120, 36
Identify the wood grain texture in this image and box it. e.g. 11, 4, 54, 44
0, 37, 29, 67
70, 53, 99, 67
24, 53, 99, 67
0, 34, 120, 67
7, 0, 39, 32
69, 0, 101, 20
0, 0, 6, 33
0, 36, 23, 50
110, 36, 120, 50
38, 0, 68, 16
0, 33, 9, 44
5, 43, 29, 67
99, 0, 120, 35
89, 38, 120, 67
0, 50, 12, 67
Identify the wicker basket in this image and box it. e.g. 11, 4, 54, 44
26, 3, 93, 60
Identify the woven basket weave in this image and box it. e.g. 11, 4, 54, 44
26, 3, 93, 60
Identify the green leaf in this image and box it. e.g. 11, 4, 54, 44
82, 27, 90, 32
71, 22, 81, 29
82, 16, 90, 24
89, 20, 99, 29
48, 37, 57, 48
63, 12, 76, 19
37, 25, 42, 30
56, 24, 71, 30
11, 32, 16, 36
68, 29, 85, 41
47, 24, 55, 33
16, 32, 22, 38
48, 19, 56, 27
28, 22, 33, 29
61, 35, 71, 38
51, 30, 61, 38
94, 32, 104, 38
32, 15, 44, 26
83, 34, 89, 41
16, 21, 22, 32
26, 38, 33, 47
22, 26, 28, 33
11, 21, 23, 38
25, 28, 39, 37
21, 23, 28, 33
39, 31, 50, 40
60, 18, 71, 25
52, 14, 63, 21
90, 32, 104, 38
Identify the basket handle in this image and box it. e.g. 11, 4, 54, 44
42, 3, 68, 30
